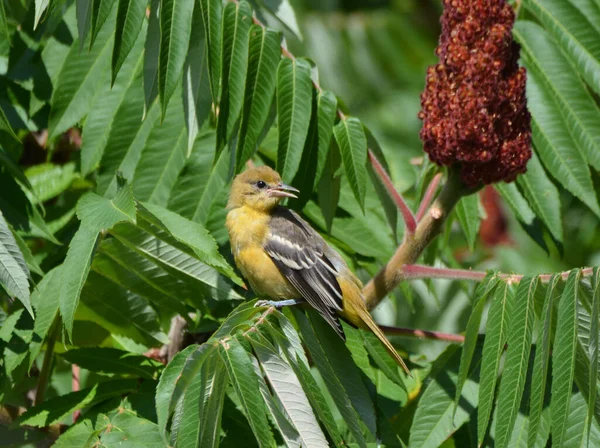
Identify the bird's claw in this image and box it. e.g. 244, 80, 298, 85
254, 300, 276, 308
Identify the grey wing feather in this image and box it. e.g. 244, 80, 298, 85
265, 207, 346, 339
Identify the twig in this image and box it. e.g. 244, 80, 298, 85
369, 150, 417, 234
380, 325, 465, 343
416, 173, 442, 222
72, 365, 80, 422
35, 315, 61, 406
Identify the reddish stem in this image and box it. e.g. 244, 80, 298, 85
380, 325, 465, 343
72, 364, 80, 422
416, 173, 442, 222
368, 150, 417, 234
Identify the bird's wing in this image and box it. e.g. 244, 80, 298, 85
265, 207, 345, 338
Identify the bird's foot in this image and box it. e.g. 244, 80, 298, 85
254, 299, 303, 309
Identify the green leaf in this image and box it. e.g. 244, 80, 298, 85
49, 5, 114, 139
217, 0, 252, 153
158, 0, 194, 117
112, 0, 146, 83
137, 202, 241, 283
54, 419, 101, 447
0, 210, 31, 315
0, 0, 8, 42
292, 89, 337, 208
183, 5, 211, 154
236, 25, 281, 171
143, 0, 160, 116
80, 271, 169, 346
76, 181, 136, 233
19, 379, 138, 427
514, 22, 600, 218
0, 148, 31, 193
76, 0, 93, 51
495, 183, 535, 225
478, 282, 515, 445
11, 230, 43, 277
589, 268, 600, 442
514, 19, 600, 172
25, 163, 78, 204
219, 338, 276, 447
517, 151, 563, 243
524, 0, 600, 96
551, 269, 581, 447
34, 0, 51, 29
292, 308, 368, 447
132, 84, 187, 205
317, 141, 341, 232
81, 24, 145, 176
100, 411, 164, 447
563, 392, 600, 448
155, 344, 211, 435
29, 267, 61, 368
168, 131, 229, 225
199, 0, 222, 101
257, 0, 301, 39
528, 275, 560, 448
409, 345, 480, 448
90, 0, 117, 49
0, 105, 20, 143
333, 116, 367, 210
61, 347, 162, 379
361, 330, 405, 388
250, 332, 329, 447
276, 58, 313, 183
494, 276, 538, 448
455, 275, 498, 409
92, 239, 190, 316
455, 193, 481, 251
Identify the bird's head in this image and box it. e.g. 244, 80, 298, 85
228, 166, 299, 212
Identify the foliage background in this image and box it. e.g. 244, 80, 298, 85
1, 0, 600, 446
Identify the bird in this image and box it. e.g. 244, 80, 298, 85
226, 165, 410, 374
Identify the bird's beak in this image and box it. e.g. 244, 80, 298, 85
268, 183, 299, 199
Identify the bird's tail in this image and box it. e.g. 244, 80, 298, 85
359, 309, 411, 375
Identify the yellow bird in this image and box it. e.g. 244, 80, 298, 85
226, 166, 409, 374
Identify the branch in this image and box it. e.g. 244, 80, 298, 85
368, 150, 417, 234
416, 173, 442, 222
402, 264, 595, 284
380, 325, 465, 343
363, 168, 468, 310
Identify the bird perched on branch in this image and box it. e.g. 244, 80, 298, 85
226, 166, 409, 374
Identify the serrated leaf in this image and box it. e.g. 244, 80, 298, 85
137, 202, 241, 283
49, 5, 114, 139
199, 0, 222, 101
588, 268, 600, 443
292, 308, 367, 447
291, 89, 337, 209
258, 0, 301, 39
34, 0, 51, 29
25, 163, 78, 204
143, 0, 160, 116
132, 84, 187, 205
333, 116, 367, 210
19, 379, 138, 427
409, 344, 480, 448
551, 269, 580, 447
80, 271, 169, 346
0, 210, 31, 315
361, 330, 406, 389
276, 58, 313, 182
81, 22, 145, 176
156, 344, 211, 435
0, 0, 8, 42
563, 392, 600, 448
219, 338, 276, 447
90, 0, 117, 49
112, 0, 146, 83
478, 281, 515, 444
216, 0, 252, 154
514, 22, 600, 218
53, 419, 101, 447
100, 411, 164, 447
455, 275, 498, 409
158, 0, 194, 117
494, 276, 538, 448
517, 151, 563, 243
0, 105, 20, 143
495, 183, 535, 225
514, 18, 600, 172
76, 0, 93, 51
528, 275, 560, 448
236, 25, 281, 171
76, 183, 136, 233
455, 193, 480, 251
317, 140, 341, 233
524, 0, 600, 96
250, 332, 329, 447
61, 347, 162, 379
183, 5, 211, 154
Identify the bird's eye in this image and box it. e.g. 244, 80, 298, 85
256, 180, 267, 189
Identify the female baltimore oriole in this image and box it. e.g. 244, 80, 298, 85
226, 166, 409, 374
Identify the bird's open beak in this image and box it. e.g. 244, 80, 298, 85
268, 183, 299, 199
